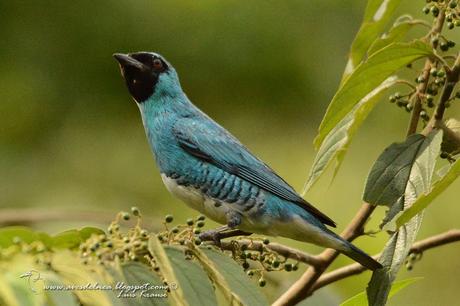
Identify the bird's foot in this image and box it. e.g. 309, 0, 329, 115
199, 228, 224, 246
199, 226, 252, 247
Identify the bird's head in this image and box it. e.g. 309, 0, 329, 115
113, 52, 180, 103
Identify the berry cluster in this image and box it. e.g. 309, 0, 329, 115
405, 251, 423, 271
231, 238, 300, 287
80, 207, 151, 265
423, 1, 460, 33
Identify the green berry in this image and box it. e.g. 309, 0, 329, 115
440, 42, 449, 51
186, 218, 194, 226
430, 6, 439, 17
272, 260, 280, 268
450, 1, 457, 8
263, 238, 270, 245
422, 6, 430, 14
131, 206, 140, 216
258, 279, 266, 287
430, 68, 438, 76
121, 212, 130, 221
165, 214, 174, 223
437, 70, 446, 77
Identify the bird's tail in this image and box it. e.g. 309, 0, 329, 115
327, 230, 382, 271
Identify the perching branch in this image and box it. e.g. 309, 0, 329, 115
272, 203, 376, 306
219, 240, 324, 267
312, 229, 460, 291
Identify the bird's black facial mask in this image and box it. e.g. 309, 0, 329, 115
113, 52, 168, 103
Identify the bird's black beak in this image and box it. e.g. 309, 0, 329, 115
113, 53, 145, 71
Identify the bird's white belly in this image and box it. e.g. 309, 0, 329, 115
161, 175, 343, 249
161, 174, 229, 225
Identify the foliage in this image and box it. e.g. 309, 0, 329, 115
0, 210, 301, 306
2, 0, 460, 305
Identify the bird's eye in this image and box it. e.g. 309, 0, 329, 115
153, 58, 163, 70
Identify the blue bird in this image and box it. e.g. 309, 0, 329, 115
113, 52, 381, 270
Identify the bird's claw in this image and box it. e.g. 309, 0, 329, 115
199, 229, 222, 247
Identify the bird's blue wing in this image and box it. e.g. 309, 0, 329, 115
173, 118, 336, 227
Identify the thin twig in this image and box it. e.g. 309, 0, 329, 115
406, 10, 445, 137
312, 229, 460, 291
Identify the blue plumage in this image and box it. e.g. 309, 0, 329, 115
113, 52, 381, 270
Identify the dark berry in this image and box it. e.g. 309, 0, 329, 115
165, 215, 174, 223
131, 206, 140, 216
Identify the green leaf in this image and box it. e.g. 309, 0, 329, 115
148, 237, 186, 306
43, 274, 80, 306
315, 40, 433, 149
51, 227, 104, 249
303, 76, 398, 193
164, 247, 217, 306
0, 226, 52, 248
341, 277, 421, 306
366, 131, 442, 306
363, 134, 426, 208
193, 247, 268, 306
367, 17, 418, 55
397, 158, 460, 227
113, 261, 168, 306
342, 0, 402, 81
146, 239, 218, 306
52, 250, 122, 306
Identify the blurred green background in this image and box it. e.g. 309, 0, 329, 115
1, 1, 459, 305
